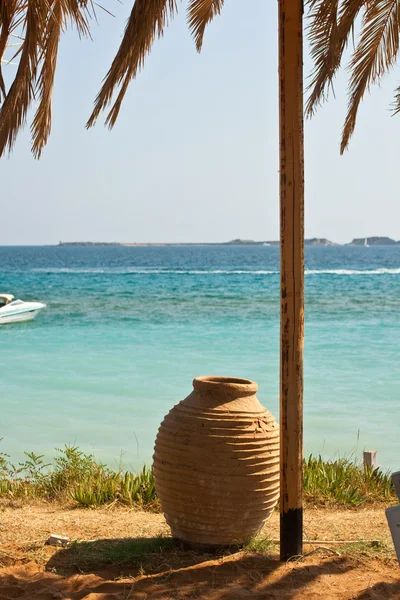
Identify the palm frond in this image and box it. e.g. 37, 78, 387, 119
0, 0, 19, 99
0, 0, 43, 156
0, 0, 93, 157
341, 0, 400, 152
306, 0, 365, 116
30, 0, 93, 157
187, 0, 224, 52
306, 0, 340, 115
64, 0, 93, 38
30, 1, 61, 159
393, 82, 400, 112
87, 0, 177, 129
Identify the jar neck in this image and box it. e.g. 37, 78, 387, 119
192, 376, 258, 400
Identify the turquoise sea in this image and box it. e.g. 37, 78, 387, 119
0, 245, 399, 471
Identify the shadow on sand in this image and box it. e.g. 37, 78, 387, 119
0, 537, 398, 599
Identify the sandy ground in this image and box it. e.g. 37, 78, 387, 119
0, 503, 399, 599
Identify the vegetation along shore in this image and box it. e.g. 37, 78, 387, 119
0, 444, 396, 509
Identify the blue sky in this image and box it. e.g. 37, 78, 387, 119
1, 0, 399, 245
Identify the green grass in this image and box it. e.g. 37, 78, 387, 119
45, 536, 179, 576
0, 442, 396, 509
0, 442, 158, 509
61, 537, 175, 569
303, 454, 396, 506
334, 539, 395, 562
244, 535, 276, 555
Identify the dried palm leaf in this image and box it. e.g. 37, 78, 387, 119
30, 1, 61, 159
308, 0, 400, 152
187, 0, 224, 52
306, 0, 365, 116
6, 0, 398, 158
0, 0, 19, 99
30, 0, 93, 157
87, 0, 177, 129
64, 0, 93, 38
393, 82, 400, 111
341, 0, 400, 152
0, 0, 93, 157
0, 0, 43, 155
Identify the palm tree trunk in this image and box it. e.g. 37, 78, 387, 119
278, 0, 305, 561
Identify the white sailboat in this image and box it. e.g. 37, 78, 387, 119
364, 238, 369, 247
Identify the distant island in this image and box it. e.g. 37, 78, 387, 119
346, 237, 399, 246
59, 237, 400, 247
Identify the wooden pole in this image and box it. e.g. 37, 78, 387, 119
363, 450, 377, 470
279, 0, 305, 561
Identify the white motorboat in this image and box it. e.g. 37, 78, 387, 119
0, 294, 46, 324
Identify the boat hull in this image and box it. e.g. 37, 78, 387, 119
0, 303, 46, 325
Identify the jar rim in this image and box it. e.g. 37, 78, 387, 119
193, 376, 258, 392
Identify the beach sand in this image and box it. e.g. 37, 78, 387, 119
0, 503, 398, 599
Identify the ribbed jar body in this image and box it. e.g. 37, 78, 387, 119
153, 376, 280, 546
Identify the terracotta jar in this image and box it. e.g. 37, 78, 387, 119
153, 376, 280, 546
